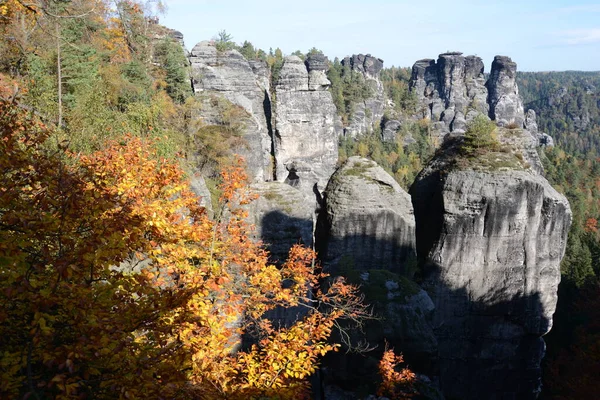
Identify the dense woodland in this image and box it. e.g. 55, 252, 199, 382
1, 0, 599, 398
517, 71, 600, 398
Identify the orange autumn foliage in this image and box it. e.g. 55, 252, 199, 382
0, 99, 370, 399
377, 347, 417, 399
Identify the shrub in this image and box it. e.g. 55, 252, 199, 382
462, 114, 499, 156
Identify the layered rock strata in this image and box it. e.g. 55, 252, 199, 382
189, 41, 273, 182
273, 55, 342, 199
410, 138, 571, 399
341, 54, 386, 138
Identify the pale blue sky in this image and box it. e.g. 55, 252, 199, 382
159, 0, 600, 71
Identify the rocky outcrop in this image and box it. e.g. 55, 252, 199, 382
410, 52, 489, 135
274, 55, 342, 199
317, 157, 416, 275
410, 53, 527, 137
486, 56, 525, 128
189, 41, 273, 182
525, 109, 555, 147
342, 54, 386, 138
245, 182, 314, 264
410, 143, 571, 399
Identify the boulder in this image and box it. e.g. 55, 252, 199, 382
245, 182, 314, 264
317, 157, 416, 275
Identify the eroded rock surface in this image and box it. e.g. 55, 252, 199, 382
189, 175, 213, 218
189, 41, 273, 182
410, 53, 527, 137
411, 147, 571, 400
525, 109, 555, 147
410, 52, 488, 135
274, 55, 342, 199
317, 157, 416, 274
342, 54, 386, 138
486, 55, 525, 128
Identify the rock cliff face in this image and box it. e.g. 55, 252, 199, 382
525, 109, 555, 147
273, 55, 342, 198
245, 182, 314, 264
410, 53, 526, 136
486, 55, 525, 128
189, 41, 273, 182
410, 52, 489, 135
410, 141, 571, 399
342, 54, 386, 138
317, 156, 416, 275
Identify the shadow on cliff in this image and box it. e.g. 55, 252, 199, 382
417, 262, 550, 400
319, 262, 550, 400
252, 209, 550, 400
258, 209, 314, 266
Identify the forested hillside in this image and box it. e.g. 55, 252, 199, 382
517, 71, 600, 398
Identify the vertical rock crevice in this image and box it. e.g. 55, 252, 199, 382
410, 53, 526, 137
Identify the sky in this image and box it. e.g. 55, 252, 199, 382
158, 0, 600, 72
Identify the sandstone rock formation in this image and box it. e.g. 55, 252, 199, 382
245, 182, 313, 264
189, 41, 273, 182
410, 53, 526, 136
342, 54, 386, 138
486, 55, 525, 127
411, 139, 571, 399
317, 157, 416, 275
525, 109, 555, 147
410, 52, 489, 135
273, 55, 342, 199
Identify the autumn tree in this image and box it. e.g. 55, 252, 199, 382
0, 99, 371, 399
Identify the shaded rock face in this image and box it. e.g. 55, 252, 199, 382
342, 54, 386, 138
410, 53, 526, 136
411, 160, 571, 400
316, 157, 416, 275
245, 182, 314, 264
274, 56, 342, 199
382, 119, 402, 143
410, 53, 489, 135
189, 41, 273, 182
486, 55, 525, 128
244, 182, 314, 329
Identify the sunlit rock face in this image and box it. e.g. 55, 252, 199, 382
410, 52, 489, 136
273, 55, 342, 201
341, 54, 386, 139
189, 41, 273, 182
410, 53, 526, 138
